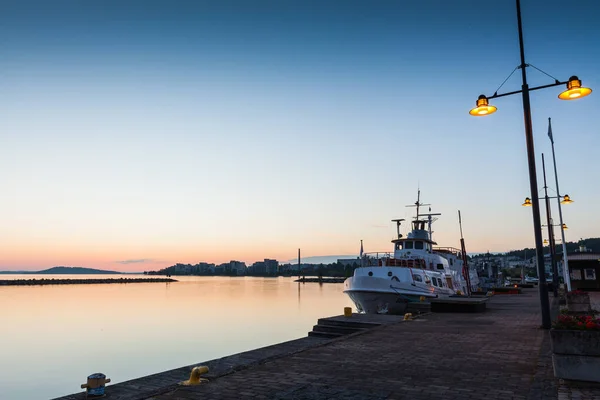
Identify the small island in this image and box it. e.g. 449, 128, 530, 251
0, 266, 178, 285
0, 266, 122, 275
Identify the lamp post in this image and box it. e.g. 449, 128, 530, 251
548, 118, 573, 292
469, 0, 592, 329
524, 191, 573, 290
542, 153, 559, 297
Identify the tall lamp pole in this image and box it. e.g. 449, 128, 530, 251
515, 0, 551, 329
542, 153, 559, 297
468, 0, 592, 329
548, 118, 572, 291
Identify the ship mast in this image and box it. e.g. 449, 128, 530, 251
406, 189, 430, 221
406, 190, 440, 241
458, 210, 472, 296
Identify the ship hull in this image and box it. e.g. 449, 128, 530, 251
345, 290, 411, 315
344, 275, 436, 315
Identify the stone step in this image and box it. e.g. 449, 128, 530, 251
307, 331, 345, 339
316, 318, 379, 329
312, 324, 366, 335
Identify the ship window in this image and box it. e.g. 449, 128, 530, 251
415, 241, 424, 250
413, 275, 423, 282
404, 241, 413, 249
437, 264, 444, 270
431, 278, 437, 287
450, 258, 454, 266
395, 243, 402, 250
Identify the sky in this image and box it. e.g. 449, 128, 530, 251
1, 0, 599, 272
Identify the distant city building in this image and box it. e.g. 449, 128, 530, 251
229, 260, 247, 275
197, 262, 216, 274
264, 259, 279, 275
250, 261, 266, 274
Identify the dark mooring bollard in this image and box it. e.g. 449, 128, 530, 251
81, 373, 111, 397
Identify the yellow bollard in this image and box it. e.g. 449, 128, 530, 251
180, 366, 209, 386
403, 313, 413, 320
344, 307, 352, 317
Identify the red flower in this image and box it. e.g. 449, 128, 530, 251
553, 313, 600, 330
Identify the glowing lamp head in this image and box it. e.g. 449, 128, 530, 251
469, 95, 497, 116
522, 197, 532, 207
559, 76, 592, 100
562, 223, 568, 230
561, 194, 574, 204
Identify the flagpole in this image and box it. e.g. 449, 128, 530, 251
548, 118, 572, 291
360, 240, 364, 268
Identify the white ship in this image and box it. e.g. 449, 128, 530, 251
344, 192, 480, 314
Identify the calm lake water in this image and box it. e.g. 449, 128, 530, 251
0, 275, 352, 400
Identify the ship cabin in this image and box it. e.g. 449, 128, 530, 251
392, 219, 437, 256
388, 219, 459, 287
432, 247, 465, 272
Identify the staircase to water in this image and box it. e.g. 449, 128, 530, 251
308, 317, 380, 339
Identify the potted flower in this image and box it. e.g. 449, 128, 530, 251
566, 289, 591, 313
551, 314, 600, 382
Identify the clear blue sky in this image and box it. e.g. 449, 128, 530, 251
1, 0, 598, 271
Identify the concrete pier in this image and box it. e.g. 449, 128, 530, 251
54, 289, 600, 400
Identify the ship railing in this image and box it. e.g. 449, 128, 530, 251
433, 247, 463, 257
362, 252, 428, 269
362, 252, 392, 267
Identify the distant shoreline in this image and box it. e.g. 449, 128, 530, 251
0, 266, 133, 275
0, 277, 177, 286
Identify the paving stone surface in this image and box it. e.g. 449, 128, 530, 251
55, 289, 600, 400
51, 336, 329, 400
148, 290, 588, 400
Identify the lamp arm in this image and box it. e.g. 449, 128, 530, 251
486, 81, 568, 100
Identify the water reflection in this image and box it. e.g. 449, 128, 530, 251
0, 275, 352, 400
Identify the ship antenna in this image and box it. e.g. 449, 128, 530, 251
416, 188, 420, 218
406, 188, 430, 220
